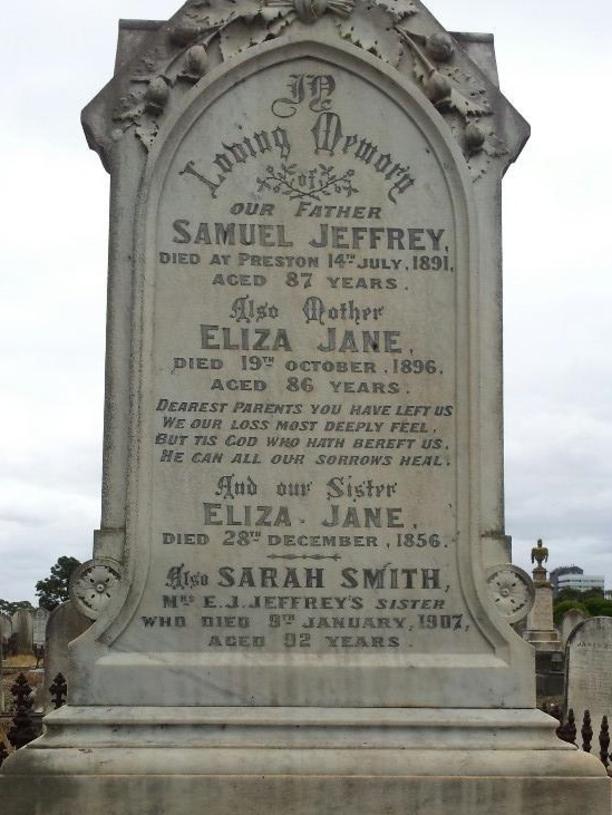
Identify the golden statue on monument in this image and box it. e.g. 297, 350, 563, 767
531, 539, 549, 568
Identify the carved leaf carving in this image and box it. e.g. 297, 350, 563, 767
337, 3, 403, 66
219, 17, 275, 61
185, 0, 260, 25
485, 133, 509, 158
259, 5, 293, 23
135, 120, 160, 150
373, 0, 418, 21
413, 58, 428, 84
107, 0, 508, 182
449, 87, 490, 118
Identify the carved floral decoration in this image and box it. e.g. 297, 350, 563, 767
112, 0, 507, 179
486, 564, 535, 625
257, 163, 358, 201
69, 558, 123, 621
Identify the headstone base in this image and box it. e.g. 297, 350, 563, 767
1, 707, 608, 815
524, 629, 563, 651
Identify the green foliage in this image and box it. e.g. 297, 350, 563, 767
0, 599, 34, 615
557, 587, 603, 603
35, 556, 81, 611
553, 588, 612, 625
583, 597, 612, 617
553, 599, 589, 625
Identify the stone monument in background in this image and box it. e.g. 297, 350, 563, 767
561, 607, 589, 648
10, 609, 33, 656
524, 540, 562, 651
566, 617, 612, 732
31, 608, 50, 651
1, 1, 608, 813
0, 614, 11, 648
523, 539, 564, 701
42, 602, 91, 713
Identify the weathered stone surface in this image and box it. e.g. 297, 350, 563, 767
73, 26, 533, 712
31, 609, 50, 649
524, 582, 562, 650
560, 608, 589, 647
566, 617, 612, 729
0, 613, 12, 643
524, 547, 562, 652
2, 708, 610, 815
11, 609, 33, 655
42, 602, 91, 712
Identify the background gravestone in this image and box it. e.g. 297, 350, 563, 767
10, 609, 33, 656
42, 602, 91, 712
31, 608, 50, 650
565, 617, 612, 729
1, 2, 608, 814
0, 614, 9, 714
0, 614, 11, 647
560, 608, 589, 648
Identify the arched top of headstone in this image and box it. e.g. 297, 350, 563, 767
566, 616, 612, 650
82, 0, 528, 179
560, 607, 589, 649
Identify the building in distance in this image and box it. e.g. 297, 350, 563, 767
550, 565, 604, 596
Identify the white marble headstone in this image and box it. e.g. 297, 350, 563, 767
0, 614, 12, 642
43, 601, 91, 711
560, 608, 588, 648
71, 26, 533, 709
32, 608, 50, 648
566, 617, 612, 728
11, 608, 33, 655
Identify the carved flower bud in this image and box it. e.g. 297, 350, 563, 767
183, 45, 209, 81
465, 122, 486, 155
144, 76, 170, 116
424, 71, 452, 106
426, 32, 455, 63
169, 23, 201, 46
294, 0, 328, 24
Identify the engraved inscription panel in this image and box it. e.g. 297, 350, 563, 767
118, 51, 488, 704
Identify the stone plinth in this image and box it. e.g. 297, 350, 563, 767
524, 567, 562, 652
1, 708, 609, 815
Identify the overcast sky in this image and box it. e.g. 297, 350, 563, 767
1, 0, 611, 603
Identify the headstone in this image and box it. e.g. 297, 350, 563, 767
0, 615, 10, 713
10, 609, 33, 656
31, 608, 50, 649
42, 602, 91, 711
2, 2, 608, 814
565, 617, 612, 729
560, 608, 589, 648
0, 614, 12, 645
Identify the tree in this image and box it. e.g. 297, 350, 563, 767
0, 599, 34, 615
35, 556, 81, 611
553, 599, 589, 626
553, 588, 612, 625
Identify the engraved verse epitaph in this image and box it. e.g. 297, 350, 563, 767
150, 60, 459, 655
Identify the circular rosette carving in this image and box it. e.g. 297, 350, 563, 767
69, 558, 123, 620
486, 564, 535, 624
